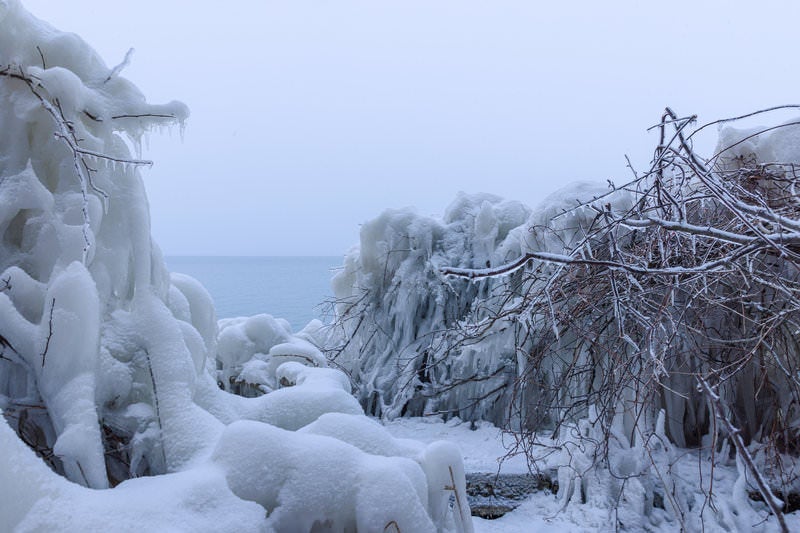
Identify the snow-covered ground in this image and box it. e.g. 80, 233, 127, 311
385, 416, 800, 532
384, 417, 529, 475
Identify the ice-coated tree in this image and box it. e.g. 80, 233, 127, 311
329, 108, 800, 530
0, 2, 473, 531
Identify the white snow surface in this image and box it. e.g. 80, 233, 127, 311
0, 2, 471, 531
384, 416, 800, 533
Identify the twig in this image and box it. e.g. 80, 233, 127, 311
111, 113, 176, 120
53, 132, 153, 166
446, 465, 469, 529
143, 349, 167, 469
35, 46, 46, 69
104, 48, 134, 83
383, 520, 400, 532
41, 298, 55, 368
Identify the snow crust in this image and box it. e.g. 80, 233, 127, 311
0, 2, 471, 531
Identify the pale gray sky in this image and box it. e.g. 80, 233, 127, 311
23, 0, 800, 256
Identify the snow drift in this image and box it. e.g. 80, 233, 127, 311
0, 2, 472, 531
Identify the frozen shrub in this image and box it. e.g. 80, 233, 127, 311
0, 2, 471, 530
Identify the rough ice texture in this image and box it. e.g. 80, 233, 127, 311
328, 192, 528, 422
328, 186, 633, 425
0, 2, 471, 531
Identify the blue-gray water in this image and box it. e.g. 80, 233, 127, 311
166, 256, 342, 331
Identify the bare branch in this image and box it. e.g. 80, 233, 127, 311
41, 298, 55, 368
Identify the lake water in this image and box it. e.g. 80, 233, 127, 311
165, 256, 343, 331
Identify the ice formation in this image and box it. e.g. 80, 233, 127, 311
329, 192, 530, 422
329, 186, 631, 424
329, 122, 800, 431
329, 118, 800, 528
0, 2, 472, 531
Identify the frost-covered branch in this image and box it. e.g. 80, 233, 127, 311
52, 132, 153, 167
0, 64, 158, 262
424, 107, 800, 523
111, 113, 179, 121
1, 65, 94, 258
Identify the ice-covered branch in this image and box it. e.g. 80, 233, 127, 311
699, 378, 789, 532
442, 247, 754, 278
0, 64, 162, 261
52, 132, 153, 167
1, 65, 94, 259
104, 47, 134, 83
40, 298, 55, 368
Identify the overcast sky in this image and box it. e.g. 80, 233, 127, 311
23, 0, 800, 256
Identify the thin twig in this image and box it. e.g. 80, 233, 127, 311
41, 298, 55, 368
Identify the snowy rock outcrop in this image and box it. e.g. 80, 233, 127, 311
0, 2, 472, 531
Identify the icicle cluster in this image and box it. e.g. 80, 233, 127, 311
328, 192, 534, 422
328, 185, 627, 426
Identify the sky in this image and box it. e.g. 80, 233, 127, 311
22, 0, 800, 256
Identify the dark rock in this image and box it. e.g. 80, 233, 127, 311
465, 472, 556, 519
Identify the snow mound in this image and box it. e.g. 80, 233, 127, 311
213, 419, 471, 532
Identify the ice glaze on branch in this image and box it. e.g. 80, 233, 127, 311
0, 64, 157, 262
1, 64, 94, 259
426, 107, 800, 526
